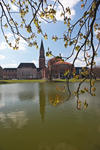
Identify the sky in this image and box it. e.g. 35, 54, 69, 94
0, 0, 100, 68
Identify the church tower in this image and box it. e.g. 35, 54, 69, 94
39, 40, 45, 69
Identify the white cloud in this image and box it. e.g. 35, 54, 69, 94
32, 59, 38, 67
2, 63, 18, 68
0, 55, 5, 60
52, 0, 80, 21
68, 50, 86, 67
18, 38, 27, 51
95, 57, 100, 66
74, 59, 86, 67
68, 50, 100, 67
7, 33, 27, 50
95, 29, 100, 35
0, 34, 27, 51
0, 101, 5, 108
8, 0, 18, 11
0, 42, 8, 50
10, 4, 18, 11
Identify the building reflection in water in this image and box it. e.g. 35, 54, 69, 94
18, 91, 35, 101
39, 83, 46, 122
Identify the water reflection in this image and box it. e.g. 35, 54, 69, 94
0, 93, 1, 99
0, 82, 100, 150
0, 101, 5, 108
39, 83, 46, 122
18, 91, 35, 101
18, 83, 38, 101
38, 83, 72, 121
0, 111, 28, 128
38, 142, 77, 150
48, 83, 71, 106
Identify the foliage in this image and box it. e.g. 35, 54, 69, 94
0, 0, 100, 105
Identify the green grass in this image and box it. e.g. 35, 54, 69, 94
53, 78, 100, 82
0, 79, 46, 84
53, 78, 85, 82
0, 78, 100, 85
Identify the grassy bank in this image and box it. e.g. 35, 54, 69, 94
0, 79, 46, 84
0, 78, 100, 84
53, 78, 100, 82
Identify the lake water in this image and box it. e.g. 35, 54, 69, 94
0, 82, 100, 150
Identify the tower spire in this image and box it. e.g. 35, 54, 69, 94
40, 40, 45, 58
39, 40, 45, 69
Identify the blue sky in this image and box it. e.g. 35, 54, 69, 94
0, 0, 100, 68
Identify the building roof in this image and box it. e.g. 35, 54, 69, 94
49, 57, 62, 62
54, 61, 72, 65
18, 63, 36, 68
0, 66, 2, 69
48, 57, 62, 65
3, 68, 17, 71
48, 57, 72, 66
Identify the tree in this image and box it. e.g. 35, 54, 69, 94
0, 0, 100, 103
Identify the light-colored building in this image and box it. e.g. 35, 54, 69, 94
17, 63, 37, 79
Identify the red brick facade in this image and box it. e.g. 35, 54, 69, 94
47, 57, 73, 79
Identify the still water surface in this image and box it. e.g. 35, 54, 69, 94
0, 82, 100, 150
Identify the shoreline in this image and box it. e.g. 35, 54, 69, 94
0, 79, 46, 84
0, 79, 100, 84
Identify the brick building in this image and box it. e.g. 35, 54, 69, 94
0, 66, 3, 79
47, 57, 73, 79
93, 67, 100, 78
3, 68, 17, 79
0, 40, 74, 80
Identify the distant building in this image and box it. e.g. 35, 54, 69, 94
48, 57, 73, 79
0, 66, 3, 79
3, 68, 17, 80
0, 40, 75, 80
75, 67, 90, 78
93, 67, 100, 78
17, 63, 37, 79
75, 67, 82, 75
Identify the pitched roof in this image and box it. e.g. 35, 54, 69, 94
54, 61, 72, 65
49, 57, 62, 62
18, 63, 36, 68
48, 57, 72, 66
3, 68, 17, 71
0, 66, 2, 69
48, 57, 62, 65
